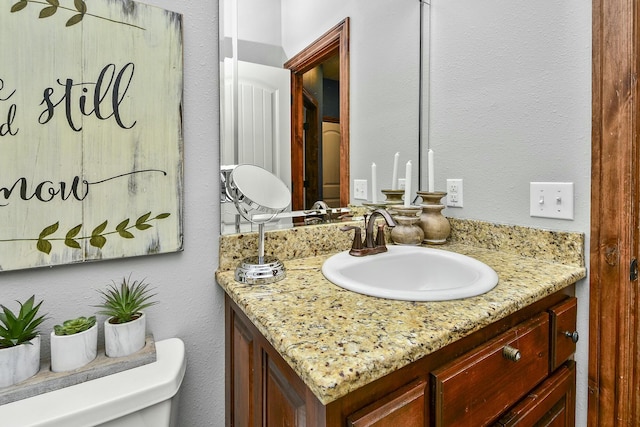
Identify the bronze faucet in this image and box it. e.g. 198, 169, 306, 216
341, 209, 396, 256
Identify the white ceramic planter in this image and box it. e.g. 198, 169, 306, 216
0, 335, 41, 388
104, 312, 146, 358
50, 324, 98, 372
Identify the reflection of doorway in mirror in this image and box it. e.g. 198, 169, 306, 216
285, 18, 350, 211
322, 121, 341, 207
302, 55, 340, 209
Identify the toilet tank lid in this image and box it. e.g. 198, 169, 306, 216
0, 337, 187, 427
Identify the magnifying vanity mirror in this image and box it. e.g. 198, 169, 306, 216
226, 164, 291, 283
220, 0, 429, 235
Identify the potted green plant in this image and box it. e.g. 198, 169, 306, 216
0, 295, 46, 387
50, 315, 97, 372
95, 276, 158, 357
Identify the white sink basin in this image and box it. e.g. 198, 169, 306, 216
321, 246, 499, 301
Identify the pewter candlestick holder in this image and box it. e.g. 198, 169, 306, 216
389, 205, 424, 245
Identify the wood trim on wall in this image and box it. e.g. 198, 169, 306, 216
284, 18, 350, 210
589, 0, 640, 424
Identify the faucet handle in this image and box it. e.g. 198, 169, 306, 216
375, 224, 388, 248
340, 225, 364, 256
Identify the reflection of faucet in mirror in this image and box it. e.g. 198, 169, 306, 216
302, 200, 352, 225
303, 201, 329, 225
311, 200, 329, 210
341, 208, 396, 257
226, 164, 291, 284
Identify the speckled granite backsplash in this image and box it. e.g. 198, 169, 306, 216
218, 222, 354, 271
218, 217, 584, 271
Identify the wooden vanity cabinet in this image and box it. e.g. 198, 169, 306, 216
226, 292, 578, 427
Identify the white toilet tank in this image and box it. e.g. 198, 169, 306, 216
0, 338, 186, 427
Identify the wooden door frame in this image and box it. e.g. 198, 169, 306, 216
284, 18, 350, 211
589, 0, 640, 424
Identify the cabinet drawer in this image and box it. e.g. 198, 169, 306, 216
432, 313, 550, 427
496, 362, 576, 426
549, 298, 578, 371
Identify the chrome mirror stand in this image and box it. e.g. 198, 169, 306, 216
224, 165, 290, 285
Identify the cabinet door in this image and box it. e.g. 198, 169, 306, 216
227, 297, 324, 427
347, 379, 426, 427
228, 307, 256, 427
264, 356, 307, 426
496, 362, 575, 426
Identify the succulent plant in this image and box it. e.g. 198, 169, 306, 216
0, 295, 47, 348
95, 275, 158, 324
54, 315, 97, 336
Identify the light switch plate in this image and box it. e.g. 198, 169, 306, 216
529, 182, 574, 220
354, 179, 367, 200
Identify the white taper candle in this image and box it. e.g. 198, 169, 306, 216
391, 152, 400, 190
404, 160, 412, 207
428, 149, 435, 192
371, 162, 377, 203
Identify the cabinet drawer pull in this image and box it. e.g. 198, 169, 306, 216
563, 330, 579, 343
502, 345, 521, 362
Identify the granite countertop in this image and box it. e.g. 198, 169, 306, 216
216, 219, 586, 405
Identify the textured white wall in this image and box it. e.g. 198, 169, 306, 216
429, 1, 591, 425
238, 0, 281, 46
1, 1, 223, 426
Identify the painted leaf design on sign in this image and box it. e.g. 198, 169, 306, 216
116, 219, 135, 239
73, 0, 86, 13
8, 0, 145, 30
39, 222, 59, 238
37, 239, 52, 255
90, 221, 108, 248
39, 5, 58, 18
12, 213, 172, 254
37, 222, 59, 255
66, 13, 83, 27
64, 224, 82, 249
90, 235, 107, 248
135, 212, 152, 230
10, 1, 27, 12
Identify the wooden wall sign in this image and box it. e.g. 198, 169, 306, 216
0, 0, 183, 271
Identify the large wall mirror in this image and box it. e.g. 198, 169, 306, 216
220, 0, 427, 234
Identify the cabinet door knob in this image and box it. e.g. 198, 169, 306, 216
563, 330, 579, 343
502, 345, 521, 362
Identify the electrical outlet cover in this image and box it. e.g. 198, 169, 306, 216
446, 179, 463, 207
